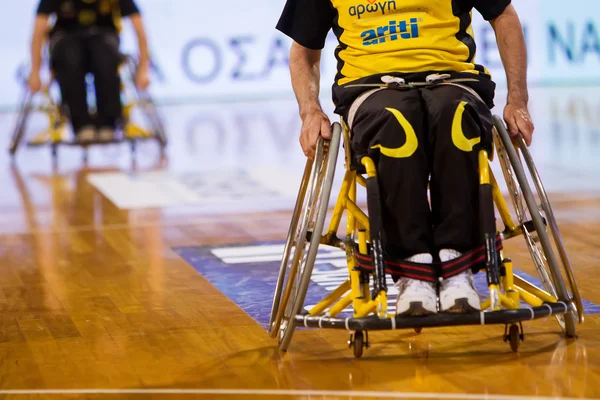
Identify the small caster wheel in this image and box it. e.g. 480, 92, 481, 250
348, 330, 370, 359
130, 140, 137, 154
353, 331, 364, 358
414, 327, 423, 334
504, 323, 524, 353
51, 145, 57, 159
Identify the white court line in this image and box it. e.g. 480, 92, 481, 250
0, 389, 595, 399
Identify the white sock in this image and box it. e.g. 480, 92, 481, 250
439, 249, 462, 263
406, 253, 433, 264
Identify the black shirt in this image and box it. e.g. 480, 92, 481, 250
37, 0, 140, 34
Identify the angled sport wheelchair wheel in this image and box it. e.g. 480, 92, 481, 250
9, 89, 33, 157
125, 57, 168, 150
270, 123, 342, 352
138, 92, 168, 148
493, 116, 581, 337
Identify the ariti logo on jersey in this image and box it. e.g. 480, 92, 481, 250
361, 18, 421, 46
349, 0, 397, 19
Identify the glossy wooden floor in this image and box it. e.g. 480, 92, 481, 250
1, 91, 599, 399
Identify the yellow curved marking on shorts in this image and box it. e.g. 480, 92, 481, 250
370, 107, 418, 159
452, 101, 481, 152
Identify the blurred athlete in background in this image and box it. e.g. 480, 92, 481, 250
29, 0, 150, 143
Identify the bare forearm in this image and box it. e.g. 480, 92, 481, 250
137, 33, 149, 68
491, 5, 528, 106
130, 15, 150, 68
290, 42, 323, 118
30, 17, 48, 74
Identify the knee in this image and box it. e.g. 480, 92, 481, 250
429, 86, 490, 126
50, 38, 84, 73
354, 90, 421, 130
96, 34, 121, 67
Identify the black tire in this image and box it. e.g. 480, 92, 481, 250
508, 324, 520, 353
353, 331, 364, 358
493, 116, 577, 338
277, 123, 342, 352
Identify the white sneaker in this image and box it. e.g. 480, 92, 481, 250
395, 253, 437, 316
439, 249, 481, 313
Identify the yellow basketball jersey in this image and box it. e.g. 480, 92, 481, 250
330, 0, 488, 85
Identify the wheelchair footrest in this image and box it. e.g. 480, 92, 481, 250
294, 301, 571, 331
55, 139, 125, 146
26, 136, 161, 147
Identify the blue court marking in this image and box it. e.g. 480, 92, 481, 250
174, 241, 598, 331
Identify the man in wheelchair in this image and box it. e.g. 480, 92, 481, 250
276, 0, 534, 316
28, 0, 150, 143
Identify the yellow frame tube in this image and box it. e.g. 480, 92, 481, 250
500, 256, 521, 307
482, 292, 520, 310
515, 287, 544, 308
479, 150, 490, 185
342, 175, 370, 318
490, 170, 519, 233
500, 293, 520, 310
356, 174, 367, 188
327, 291, 355, 317
346, 173, 357, 238
481, 298, 490, 310
354, 300, 377, 318
374, 291, 388, 318
347, 201, 370, 231
324, 170, 354, 238
361, 157, 377, 178
514, 275, 559, 304
309, 280, 352, 316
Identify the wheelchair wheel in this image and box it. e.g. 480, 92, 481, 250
9, 89, 33, 157
514, 134, 584, 326
125, 57, 168, 149
140, 94, 168, 148
268, 160, 313, 335
493, 116, 578, 337
274, 123, 342, 352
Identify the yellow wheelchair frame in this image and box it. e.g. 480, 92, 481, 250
9, 32, 167, 162
270, 113, 584, 358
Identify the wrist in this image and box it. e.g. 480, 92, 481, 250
299, 103, 323, 120
507, 91, 528, 107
